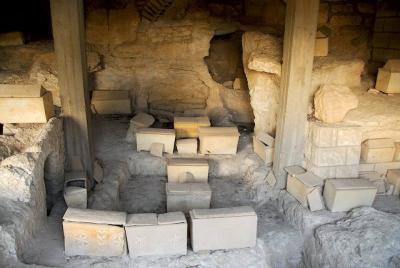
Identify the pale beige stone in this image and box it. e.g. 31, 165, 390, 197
253, 136, 274, 165
64, 187, 87, 209
124, 212, 187, 257
314, 84, 359, 123
360, 171, 386, 194
167, 158, 208, 183
286, 171, 324, 207
136, 128, 176, 154
376, 60, 400, 94
323, 178, 377, 212
394, 142, 400, 161
166, 183, 211, 213
285, 165, 306, 176
91, 90, 131, 114
130, 113, 155, 128
255, 132, 275, 147
0, 84, 44, 97
361, 138, 395, 163
176, 139, 198, 154
189, 206, 257, 252
63, 208, 126, 225
174, 116, 210, 138
150, 143, 164, 157
198, 127, 240, 155
307, 188, 324, 212
0, 92, 54, 123
0, 32, 24, 46
386, 169, 400, 195
314, 31, 328, 57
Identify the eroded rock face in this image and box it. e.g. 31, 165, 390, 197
312, 207, 400, 268
314, 84, 359, 123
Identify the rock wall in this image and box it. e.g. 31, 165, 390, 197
0, 118, 64, 265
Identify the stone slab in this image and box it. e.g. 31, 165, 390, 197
174, 116, 210, 138
0, 84, 44, 97
387, 169, 400, 195
286, 171, 324, 207
167, 158, 208, 183
166, 183, 211, 213
253, 136, 274, 165
130, 112, 155, 128
176, 139, 198, 154
361, 139, 395, 163
323, 179, 377, 212
0, 92, 54, 123
136, 128, 176, 154
64, 186, 87, 209
91, 90, 131, 114
125, 212, 187, 257
198, 127, 240, 155
63, 208, 127, 225
189, 206, 257, 252
150, 142, 164, 157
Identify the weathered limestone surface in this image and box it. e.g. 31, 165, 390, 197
314, 85, 359, 123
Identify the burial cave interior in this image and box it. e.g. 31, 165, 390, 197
0, 0, 400, 267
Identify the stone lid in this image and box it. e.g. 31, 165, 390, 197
0, 84, 44, 98
65, 171, 87, 181
166, 183, 211, 194
63, 208, 126, 225
363, 138, 394, 149
158, 212, 186, 225
137, 128, 175, 135
360, 171, 384, 181
168, 158, 208, 167
255, 132, 275, 147
384, 59, 400, 72
174, 116, 210, 126
326, 178, 376, 190
191, 206, 256, 219
64, 186, 87, 195
316, 31, 327, 39
176, 139, 197, 145
285, 165, 306, 176
130, 112, 155, 128
92, 90, 129, 100
296, 172, 324, 187
198, 127, 239, 137
125, 213, 157, 226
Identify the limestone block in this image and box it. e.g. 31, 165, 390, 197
166, 183, 211, 213
174, 116, 210, 138
360, 171, 386, 194
176, 139, 198, 154
286, 171, 324, 207
64, 187, 87, 209
0, 91, 54, 123
136, 128, 176, 154
63, 208, 127, 257
198, 127, 240, 155
253, 136, 274, 165
0, 32, 24, 46
150, 143, 164, 157
376, 59, 400, 94
0, 84, 44, 97
323, 179, 377, 212
386, 169, 400, 195
189, 206, 257, 252
307, 188, 325, 212
130, 113, 155, 128
314, 84, 359, 123
167, 158, 208, 183
361, 138, 395, 163
395, 142, 400, 161
314, 31, 328, 57
124, 212, 187, 257
91, 90, 131, 114
247, 52, 281, 75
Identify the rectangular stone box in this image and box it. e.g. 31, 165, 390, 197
314, 31, 328, 57
176, 139, 198, 154
286, 171, 324, 207
166, 183, 211, 213
91, 90, 131, 114
387, 169, 400, 195
63, 208, 127, 257
0, 91, 54, 123
189, 206, 257, 252
167, 158, 208, 183
323, 179, 377, 212
253, 136, 274, 165
174, 116, 210, 138
136, 128, 176, 154
198, 127, 240, 155
361, 138, 395, 163
124, 212, 187, 257
376, 60, 400, 94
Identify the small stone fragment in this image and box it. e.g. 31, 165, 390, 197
150, 143, 164, 157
